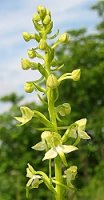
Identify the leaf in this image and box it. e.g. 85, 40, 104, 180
32, 141, 46, 151
15, 106, 34, 126
43, 148, 57, 160
48, 29, 59, 39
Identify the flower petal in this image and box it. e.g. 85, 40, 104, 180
62, 145, 78, 153
43, 148, 57, 160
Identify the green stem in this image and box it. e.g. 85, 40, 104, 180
55, 156, 63, 200
47, 88, 63, 200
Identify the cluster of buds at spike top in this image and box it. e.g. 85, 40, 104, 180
32, 6, 53, 35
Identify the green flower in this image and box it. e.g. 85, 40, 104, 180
15, 106, 34, 126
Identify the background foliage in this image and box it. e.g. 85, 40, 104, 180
0, 1, 104, 199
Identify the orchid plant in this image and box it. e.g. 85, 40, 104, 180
15, 5, 91, 200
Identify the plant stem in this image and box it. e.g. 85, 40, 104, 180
55, 156, 63, 200
47, 88, 63, 200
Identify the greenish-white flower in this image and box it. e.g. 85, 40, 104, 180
15, 106, 34, 126
43, 145, 78, 167
70, 118, 91, 140
26, 163, 42, 188
64, 166, 77, 187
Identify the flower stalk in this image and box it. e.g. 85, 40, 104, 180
15, 5, 91, 200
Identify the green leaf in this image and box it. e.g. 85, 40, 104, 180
48, 29, 59, 39
15, 106, 34, 126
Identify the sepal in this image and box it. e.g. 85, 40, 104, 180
15, 107, 34, 126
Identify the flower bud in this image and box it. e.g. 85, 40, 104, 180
46, 74, 59, 89
32, 13, 40, 22
21, 59, 31, 70
39, 39, 47, 50
27, 49, 36, 59
31, 62, 39, 70
58, 103, 71, 116
24, 82, 35, 93
59, 33, 69, 43
46, 9, 51, 17
37, 6, 46, 19
43, 15, 51, 25
71, 69, 81, 81
22, 32, 32, 42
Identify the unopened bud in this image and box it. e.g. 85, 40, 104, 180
59, 33, 69, 43
46, 9, 51, 17
46, 74, 59, 89
22, 32, 32, 42
32, 13, 40, 22
21, 59, 31, 70
31, 62, 39, 70
24, 82, 35, 93
37, 6, 46, 19
43, 15, 51, 25
58, 103, 71, 116
39, 39, 47, 50
71, 69, 81, 81
27, 49, 36, 59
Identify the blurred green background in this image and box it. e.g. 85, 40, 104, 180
0, 1, 104, 200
